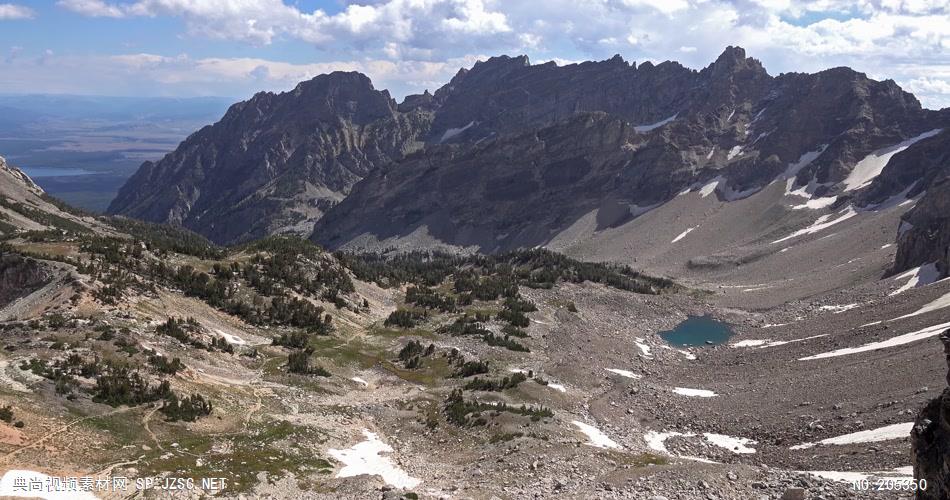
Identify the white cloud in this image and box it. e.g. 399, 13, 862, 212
37, 0, 950, 108
0, 50, 484, 100
0, 3, 33, 19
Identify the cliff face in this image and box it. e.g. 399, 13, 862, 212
912, 331, 950, 500
885, 130, 950, 279
0, 253, 49, 307
107, 72, 432, 244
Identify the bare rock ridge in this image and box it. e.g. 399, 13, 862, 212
912, 330, 950, 500
107, 47, 950, 276
107, 72, 432, 244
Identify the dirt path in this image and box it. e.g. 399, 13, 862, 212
142, 406, 163, 451
0, 406, 134, 465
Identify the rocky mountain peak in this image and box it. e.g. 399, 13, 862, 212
706, 45, 766, 76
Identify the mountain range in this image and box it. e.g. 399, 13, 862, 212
108, 46, 949, 279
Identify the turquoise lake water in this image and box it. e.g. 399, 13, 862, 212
659, 315, 734, 346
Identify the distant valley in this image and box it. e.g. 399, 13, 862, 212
0, 94, 232, 212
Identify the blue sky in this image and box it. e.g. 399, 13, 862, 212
1, 1, 948, 108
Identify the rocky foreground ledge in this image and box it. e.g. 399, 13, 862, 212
912, 331, 950, 500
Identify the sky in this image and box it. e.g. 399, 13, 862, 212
0, 0, 948, 108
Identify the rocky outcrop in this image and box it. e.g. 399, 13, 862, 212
884, 130, 950, 279
893, 177, 950, 279
0, 252, 49, 307
912, 331, 950, 500
107, 72, 432, 244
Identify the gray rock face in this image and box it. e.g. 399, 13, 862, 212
912, 331, 950, 500
0, 253, 49, 307
107, 72, 432, 244
883, 130, 950, 279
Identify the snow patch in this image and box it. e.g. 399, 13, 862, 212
657, 345, 697, 360
717, 181, 760, 201
605, 368, 641, 379
890, 263, 941, 296
790, 422, 913, 450
672, 387, 717, 397
891, 291, 950, 321
328, 430, 421, 489
351, 377, 369, 387
800, 320, 950, 361
726, 145, 744, 160
573, 421, 622, 449
671, 227, 696, 243
703, 433, 757, 454
644, 431, 756, 459
782, 146, 828, 185
439, 121, 474, 142
771, 207, 857, 244
818, 303, 859, 314
791, 196, 837, 210
842, 129, 943, 191
635, 338, 652, 357
634, 113, 677, 133
699, 178, 720, 197
547, 382, 567, 393
731, 334, 827, 349
731, 339, 769, 348
215, 329, 247, 346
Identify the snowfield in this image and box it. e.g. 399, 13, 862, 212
842, 129, 943, 191
800, 321, 950, 360
790, 422, 913, 450
573, 421, 621, 449
672, 387, 717, 397
328, 430, 421, 489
